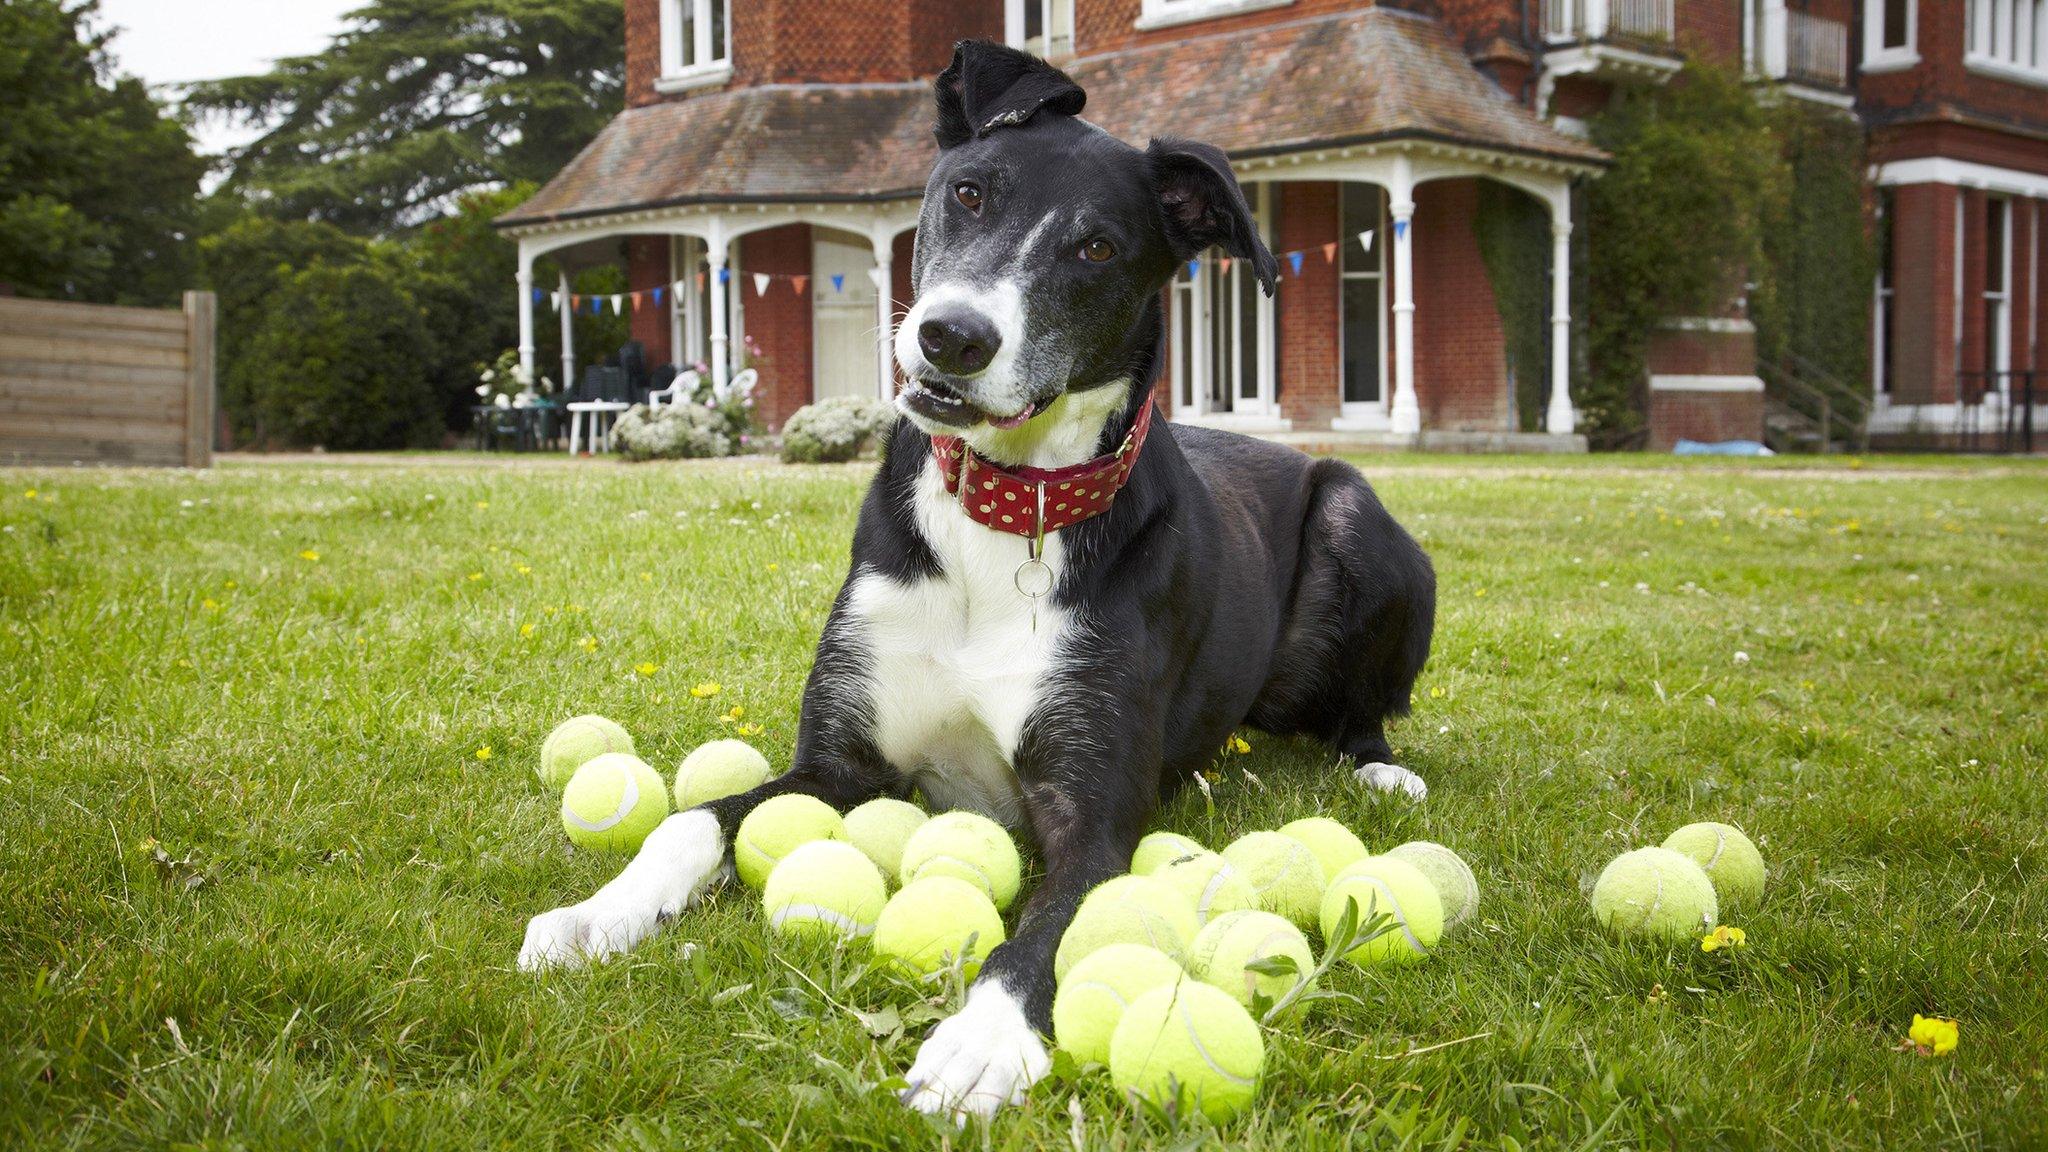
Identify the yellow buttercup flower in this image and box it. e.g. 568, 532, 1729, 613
579, 636, 599, 652
475, 746, 492, 761
23, 489, 37, 499
201, 598, 220, 612
635, 662, 658, 677
299, 549, 319, 562
735, 722, 764, 737
475, 501, 489, 510
1700, 925, 1748, 953
519, 623, 536, 638
515, 564, 532, 575
690, 681, 722, 699
467, 572, 483, 582
1907, 1014, 1958, 1056
720, 704, 745, 723
1224, 735, 1251, 755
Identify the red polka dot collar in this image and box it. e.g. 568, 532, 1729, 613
930, 398, 1155, 539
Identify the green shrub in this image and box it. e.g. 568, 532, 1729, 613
780, 396, 899, 463
612, 403, 732, 460
242, 261, 443, 450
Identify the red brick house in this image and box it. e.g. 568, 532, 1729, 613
496, 0, 2048, 447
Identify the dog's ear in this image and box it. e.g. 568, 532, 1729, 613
934, 40, 1086, 149
1147, 137, 1278, 296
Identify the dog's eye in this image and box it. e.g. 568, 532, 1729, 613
954, 182, 983, 213
1080, 238, 1116, 263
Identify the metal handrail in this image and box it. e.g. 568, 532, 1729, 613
1757, 360, 1869, 453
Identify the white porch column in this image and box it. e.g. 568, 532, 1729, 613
1584, 0, 1610, 38
706, 228, 731, 392
557, 269, 575, 390
667, 238, 685, 369
1388, 156, 1421, 435
1547, 212, 1577, 435
516, 246, 535, 381
873, 236, 896, 399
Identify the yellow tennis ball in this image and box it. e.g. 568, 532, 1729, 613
559, 752, 668, 852
733, 794, 845, 889
842, 797, 929, 883
1131, 830, 1208, 875
871, 875, 1006, 977
899, 811, 1021, 910
1661, 821, 1766, 904
672, 739, 771, 809
538, 714, 634, 787
1189, 909, 1316, 1012
1590, 846, 1719, 940
1153, 851, 1258, 926
1221, 830, 1325, 930
1277, 816, 1370, 880
762, 840, 887, 942
1053, 874, 1200, 981
1052, 943, 1183, 1067
1386, 840, 1480, 929
1109, 977, 1265, 1122
1321, 856, 1444, 966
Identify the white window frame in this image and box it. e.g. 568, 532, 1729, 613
1136, 0, 1294, 32
656, 0, 733, 94
1964, 0, 2048, 85
1984, 196, 2013, 391
1862, 0, 1919, 71
1338, 185, 1389, 425
1005, 0, 1074, 58
1872, 193, 1893, 395
1169, 184, 1280, 424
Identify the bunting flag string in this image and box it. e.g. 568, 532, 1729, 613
1180, 228, 1396, 282
537, 258, 907, 316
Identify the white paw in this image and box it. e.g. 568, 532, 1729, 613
517, 809, 725, 972
1353, 761, 1428, 800
901, 980, 1051, 1123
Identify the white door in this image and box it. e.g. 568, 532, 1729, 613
812, 230, 878, 401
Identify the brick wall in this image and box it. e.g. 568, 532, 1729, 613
1647, 324, 1757, 376
1413, 178, 1511, 431
1857, 0, 2048, 129
1887, 181, 1958, 404
625, 0, 661, 108
1674, 0, 1741, 63
1647, 389, 1763, 448
626, 236, 674, 366
1078, 0, 1373, 55
1959, 188, 1986, 383
739, 224, 814, 431
1276, 181, 1341, 428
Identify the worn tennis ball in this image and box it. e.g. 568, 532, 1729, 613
538, 714, 634, 787
1662, 822, 1766, 905
1131, 830, 1208, 875
1109, 978, 1265, 1122
842, 797, 930, 883
1220, 830, 1326, 930
1320, 856, 1444, 966
871, 875, 1006, 977
672, 739, 771, 809
559, 752, 668, 852
1154, 851, 1258, 926
1054, 874, 1200, 981
1189, 909, 1316, 1013
762, 840, 888, 942
1277, 816, 1370, 881
1386, 840, 1480, 929
1051, 943, 1184, 1067
899, 811, 1022, 910
733, 794, 845, 889
1590, 846, 1720, 940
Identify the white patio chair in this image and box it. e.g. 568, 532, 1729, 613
647, 369, 702, 411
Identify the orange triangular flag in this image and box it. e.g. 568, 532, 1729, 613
792, 275, 809, 295
696, 271, 707, 290
1218, 257, 1233, 275
1322, 242, 1337, 262
631, 293, 643, 312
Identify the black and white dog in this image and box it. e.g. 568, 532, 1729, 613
520, 41, 1435, 1120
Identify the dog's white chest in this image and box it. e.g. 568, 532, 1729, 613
843, 461, 1073, 825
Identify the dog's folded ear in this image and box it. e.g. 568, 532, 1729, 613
1148, 137, 1279, 296
934, 40, 1086, 148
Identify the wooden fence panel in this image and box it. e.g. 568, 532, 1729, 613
0, 292, 215, 468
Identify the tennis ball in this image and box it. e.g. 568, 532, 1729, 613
1109, 977, 1265, 1122
843, 797, 929, 883
1277, 816, 1370, 881
559, 752, 668, 852
672, 739, 771, 809
871, 875, 1006, 977
1220, 830, 1326, 930
1054, 875, 1200, 981
1189, 909, 1316, 1013
733, 794, 845, 889
899, 811, 1022, 911
762, 840, 888, 942
1132, 830, 1208, 875
1662, 821, 1766, 904
1590, 846, 1719, 940
1320, 856, 1444, 966
1153, 851, 1258, 926
1386, 840, 1480, 929
1051, 943, 1184, 1067
538, 714, 634, 787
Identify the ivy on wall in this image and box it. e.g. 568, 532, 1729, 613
1754, 103, 1877, 393
1473, 182, 1554, 432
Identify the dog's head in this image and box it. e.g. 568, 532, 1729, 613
894, 41, 1277, 442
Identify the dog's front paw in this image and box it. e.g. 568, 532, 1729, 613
518, 898, 651, 970
1353, 760, 1428, 800
901, 980, 1051, 1123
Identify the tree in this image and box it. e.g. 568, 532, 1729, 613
399, 184, 532, 430
186, 0, 623, 233
0, 0, 209, 304
244, 261, 443, 450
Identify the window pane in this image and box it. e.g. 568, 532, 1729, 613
1176, 283, 1193, 407
1883, 0, 1908, 47
1026, 0, 1044, 40
709, 0, 727, 63
1343, 279, 1381, 404
1237, 263, 1258, 400
1341, 184, 1383, 273
1984, 200, 2006, 293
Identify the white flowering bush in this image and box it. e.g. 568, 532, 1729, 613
613, 402, 732, 461
781, 395, 899, 463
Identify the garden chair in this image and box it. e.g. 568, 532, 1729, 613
647, 368, 702, 410
566, 366, 631, 455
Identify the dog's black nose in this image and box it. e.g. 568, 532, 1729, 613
917, 307, 1001, 376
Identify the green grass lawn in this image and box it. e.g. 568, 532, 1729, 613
3, 452, 2045, 1150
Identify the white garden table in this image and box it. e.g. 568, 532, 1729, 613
565, 400, 629, 455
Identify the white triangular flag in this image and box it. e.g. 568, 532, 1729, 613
866, 267, 887, 289
753, 273, 771, 297
550, 291, 561, 311
1358, 230, 1374, 254
610, 294, 623, 314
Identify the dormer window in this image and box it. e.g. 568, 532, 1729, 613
1136, 0, 1294, 32
658, 0, 732, 93
1005, 0, 1074, 58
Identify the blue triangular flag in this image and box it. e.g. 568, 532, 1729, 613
716, 267, 730, 285
531, 288, 545, 304
652, 286, 665, 306
831, 273, 845, 293
1186, 259, 1201, 277
1288, 251, 1304, 276
1394, 219, 1408, 241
